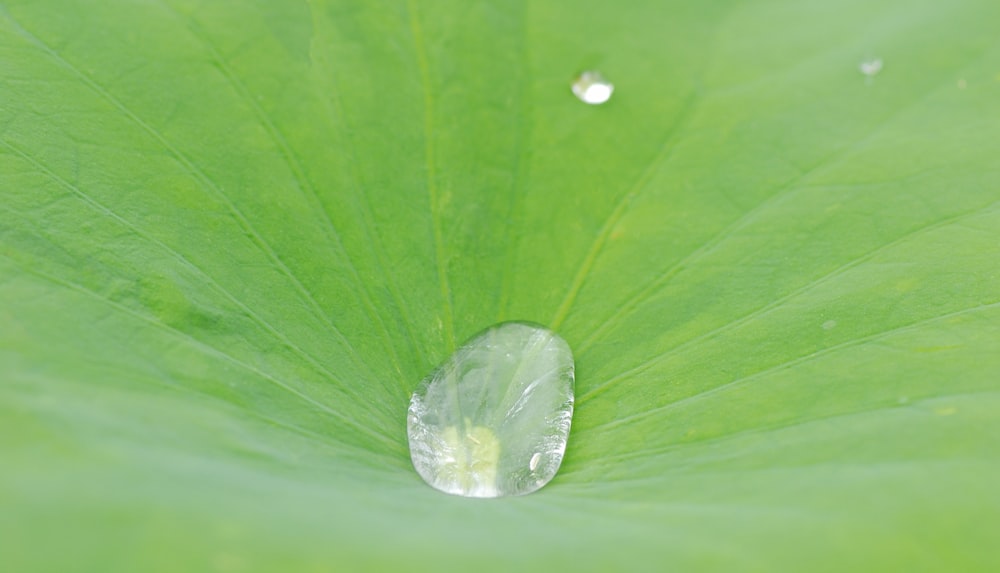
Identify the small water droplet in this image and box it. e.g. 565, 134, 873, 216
859, 57, 883, 78
822, 320, 837, 330
572, 70, 614, 105
407, 322, 575, 498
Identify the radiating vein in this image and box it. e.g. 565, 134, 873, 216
0, 8, 381, 390
495, 0, 533, 322
567, 389, 1000, 475
155, 0, 407, 399
308, 8, 431, 375
0, 136, 398, 426
139, 361, 407, 466
579, 300, 1000, 435
549, 94, 698, 331
576, 40, 1000, 356
407, 0, 455, 352
578, 197, 1000, 404
0, 250, 403, 452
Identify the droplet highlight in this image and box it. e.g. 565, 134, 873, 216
572, 70, 614, 105
407, 322, 575, 498
529, 452, 542, 472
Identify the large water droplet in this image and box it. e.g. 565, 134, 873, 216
407, 322, 575, 498
572, 70, 614, 105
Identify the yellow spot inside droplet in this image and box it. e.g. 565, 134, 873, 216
438, 421, 501, 496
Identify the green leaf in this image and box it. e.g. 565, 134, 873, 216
2, 0, 999, 570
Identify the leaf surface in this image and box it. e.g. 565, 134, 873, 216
2, 0, 999, 570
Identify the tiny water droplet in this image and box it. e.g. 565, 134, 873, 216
859, 57, 883, 78
407, 322, 575, 498
572, 70, 614, 105
822, 320, 837, 331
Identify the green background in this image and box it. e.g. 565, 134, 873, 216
2, 0, 999, 570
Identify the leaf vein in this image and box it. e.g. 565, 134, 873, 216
580, 300, 1000, 435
